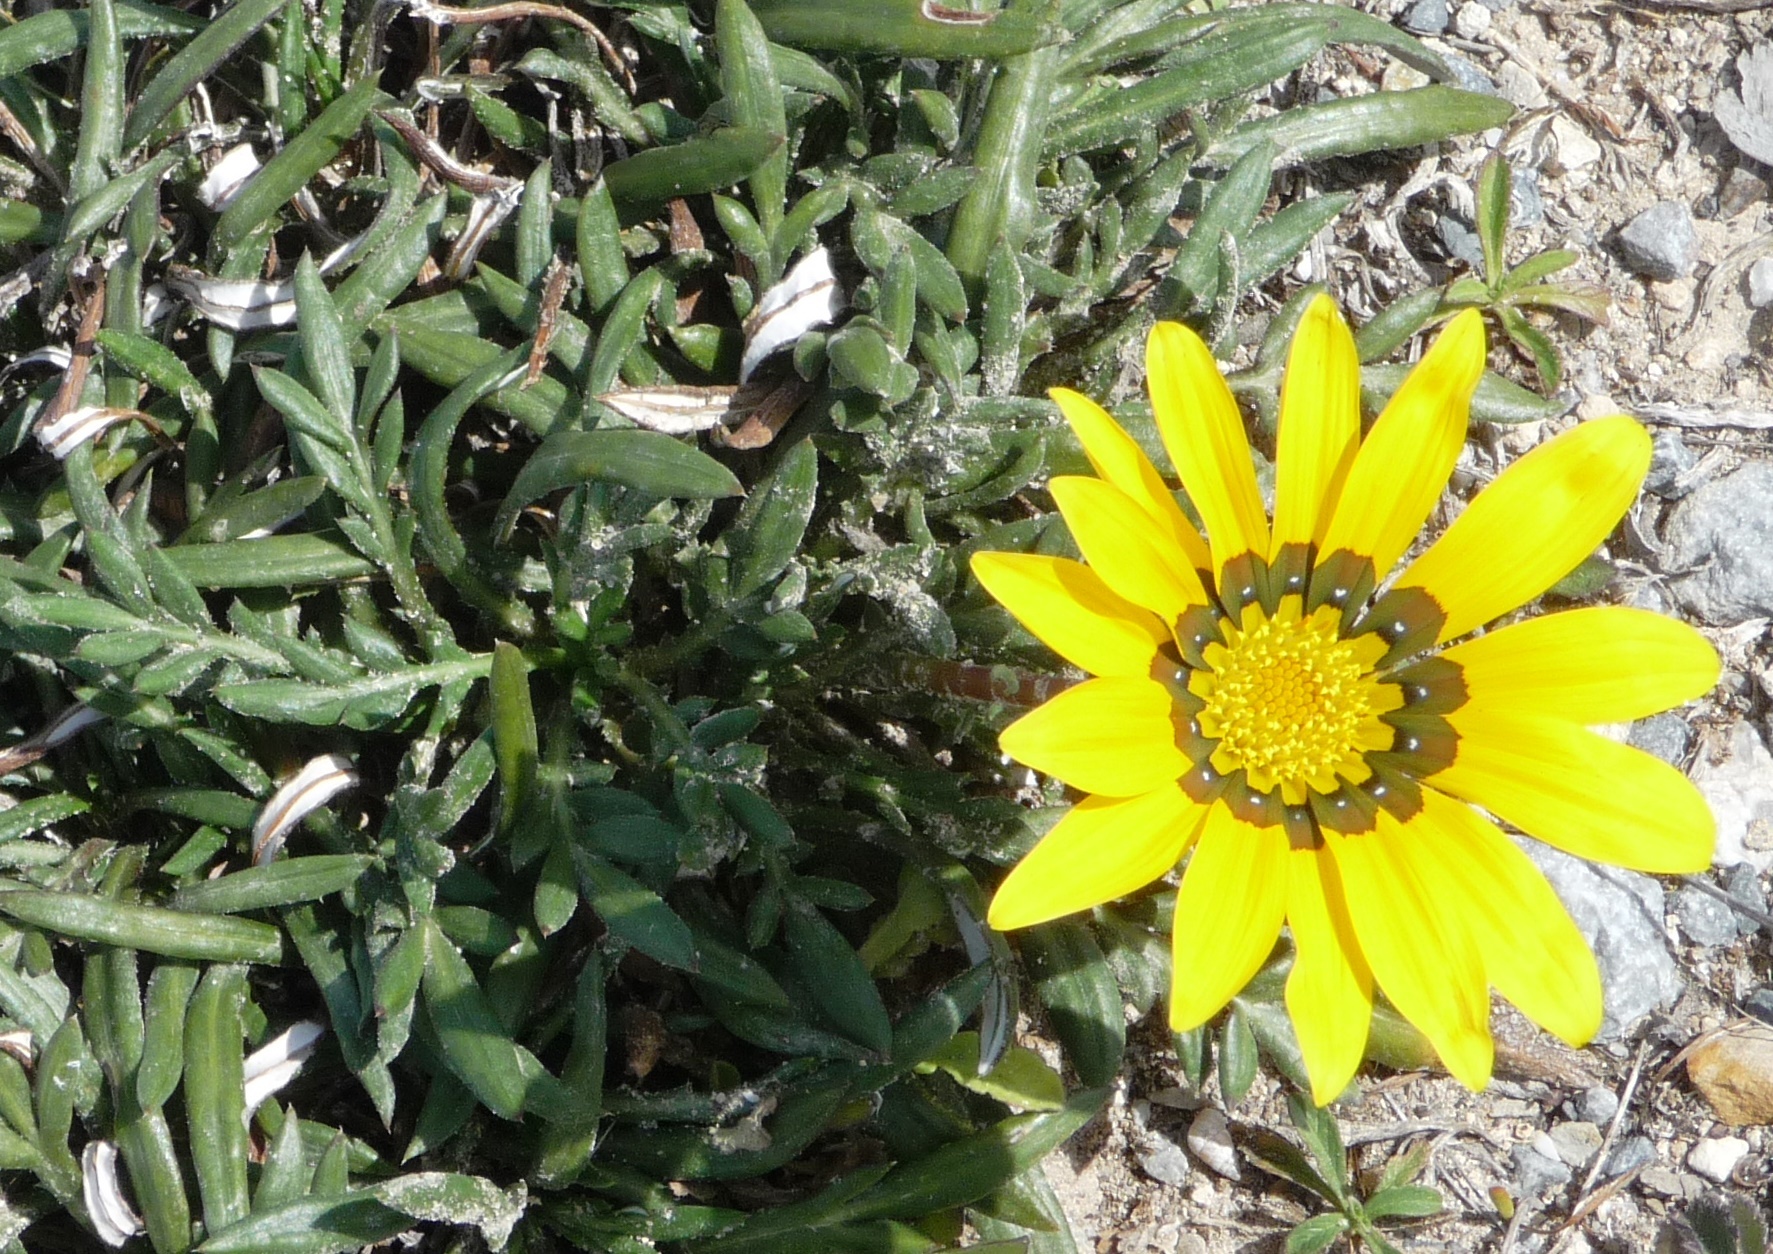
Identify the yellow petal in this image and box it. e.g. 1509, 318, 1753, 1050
1285, 844, 1373, 1105
1431, 707, 1714, 873
971, 552, 1171, 679
1050, 476, 1208, 623
1394, 416, 1652, 641
999, 676, 1190, 797
1325, 819, 1494, 1090
1318, 310, 1485, 576
989, 786, 1208, 930
1414, 789, 1603, 1047
1052, 387, 1213, 573
1271, 295, 1360, 558
1168, 807, 1288, 1030
1146, 321, 1270, 572
1443, 606, 1720, 723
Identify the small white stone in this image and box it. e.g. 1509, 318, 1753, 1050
1688, 1135, 1750, 1183
1549, 116, 1603, 170
1187, 1107, 1241, 1181
1453, 1, 1491, 37
1749, 257, 1773, 309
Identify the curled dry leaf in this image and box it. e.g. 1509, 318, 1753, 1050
163, 267, 297, 331
251, 754, 359, 866
243, 1020, 325, 1117
36, 407, 157, 460
197, 143, 261, 211
740, 246, 844, 383
81, 1141, 145, 1248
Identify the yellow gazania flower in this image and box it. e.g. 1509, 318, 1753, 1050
974, 296, 1719, 1102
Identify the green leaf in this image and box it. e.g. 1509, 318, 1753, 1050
603, 127, 785, 211
917, 1031, 1065, 1111
783, 896, 892, 1054
1363, 1184, 1443, 1222
1288, 1091, 1350, 1206
575, 851, 697, 971
1019, 921, 1123, 1088
123, 0, 283, 147
0, 3, 201, 83
750, 0, 1058, 57
185, 965, 251, 1233
213, 656, 491, 729
168, 856, 376, 914
1212, 87, 1515, 169
1048, 20, 1327, 157
0, 893, 282, 964
420, 917, 549, 1121
215, 78, 389, 250
196, 1192, 408, 1254
1500, 248, 1579, 288
1474, 151, 1510, 286
1159, 139, 1275, 316
717, 0, 789, 239
494, 430, 743, 539
489, 642, 538, 836
1285, 1214, 1350, 1254
1218, 1003, 1259, 1106
292, 253, 357, 426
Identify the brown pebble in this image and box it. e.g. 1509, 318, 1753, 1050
1686, 1021, 1773, 1126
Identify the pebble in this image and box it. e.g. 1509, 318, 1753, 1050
1475, 0, 1513, 9
1745, 988, 1773, 1024
1649, 277, 1695, 314
1403, 0, 1448, 33
1136, 1133, 1193, 1187
1664, 463, 1773, 625
1496, 62, 1548, 109
1524, 841, 1684, 1039
1641, 434, 1699, 501
1511, 166, 1545, 228
1750, 257, 1773, 309
1617, 201, 1702, 281
1512, 1141, 1572, 1196
1629, 711, 1692, 763
1690, 721, 1773, 873
1437, 217, 1486, 269
1720, 167, 1769, 220
1687, 1135, 1750, 1183
1549, 1121, 1604, 1168
1576, 1086, 1620, 1126
1639, 1167, 1705, 1200
1441, 54, 1497, 96
1549, 116, 1603, 171
1726, 863, 1766, 935
1187, 1108, 1240, 1181
1674, 883, 1739, 947
1687, 1021, 1773, 1125
1452, 0, 1491, 37
1603, 1135, 1657, 1177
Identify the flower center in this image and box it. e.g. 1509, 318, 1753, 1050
1189, 598, 1400, 804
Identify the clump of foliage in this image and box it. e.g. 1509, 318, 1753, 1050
0, 0, 1520, 1249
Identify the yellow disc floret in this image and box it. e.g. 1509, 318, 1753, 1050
1189, 597, 1402, 804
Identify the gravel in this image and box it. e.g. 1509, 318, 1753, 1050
1664, 461, 1773, 624
1403, 0, 1449, 34
1615, 201, 1701, 280
1750, 256, 1773, 308
1675, 882, 1740, 947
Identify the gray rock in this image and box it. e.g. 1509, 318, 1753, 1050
1512, 1142, 1572, 1196
1750, 257, 1773, 309
1403, 0, 1448, 33
1603, 1135, 1656, 1177
1617, 201, 1701, 281
1642, 432, 1699, 500
1675, 883, 1739, 947
1721, 166, 1769, 219
1629, 712, 1692, 764
1441, 54, 1497, 96
1727, 863, 1766, 935
1576, 1086, 1620, 1125
1512, 167, 1545, 228
1136, 1134, 1192, 1187
1549, 1121, 1603, 1168
1692, 720, 1773, 870
1665, 463, 1773, 624
1475, 0, 1513, 9
1524, 840, 1684, 1039
1717, 44, 1773, 167
1639, 1167, 1705, 1200
1438, 217, 1486, 268
1745, 987, 1773, 1024
1452, 0, 1491, 37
